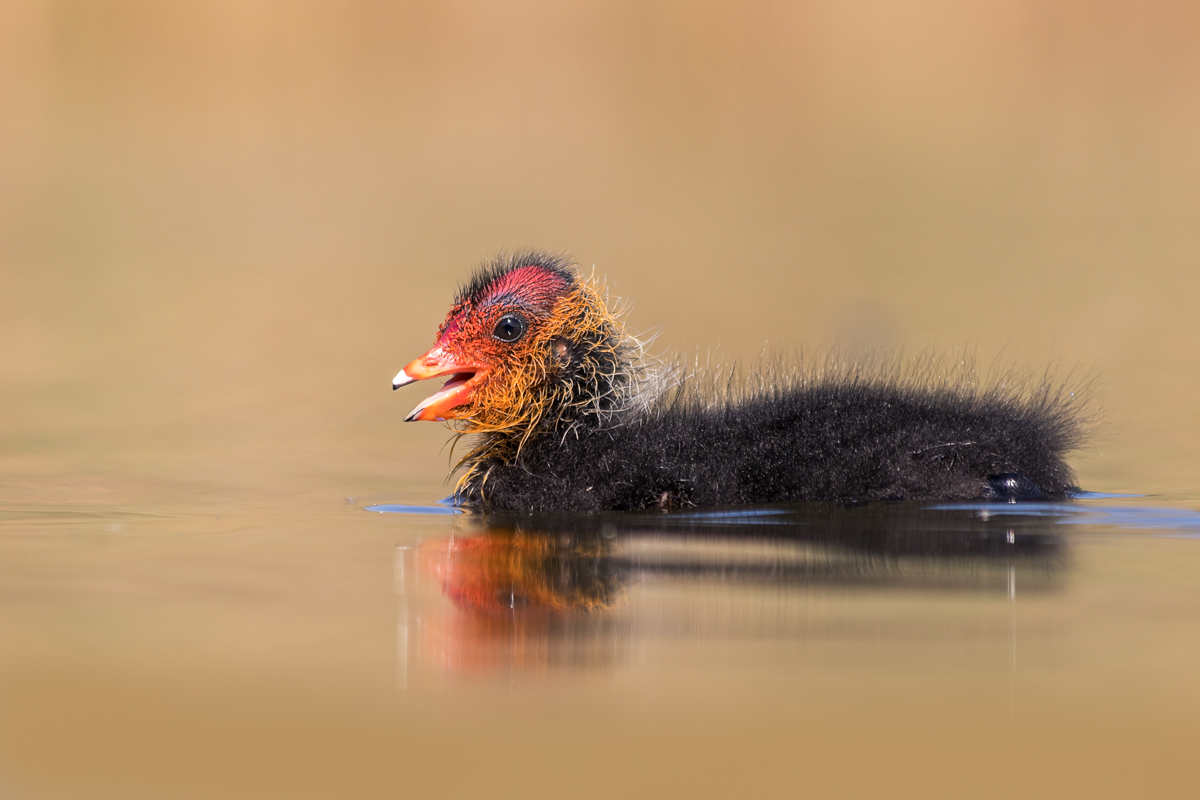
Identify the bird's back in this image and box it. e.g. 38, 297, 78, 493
460, 373, 1086, 512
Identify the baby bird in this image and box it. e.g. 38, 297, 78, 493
393, 253, 1085, 512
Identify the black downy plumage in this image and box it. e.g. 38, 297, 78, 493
395, 253, 1088, 512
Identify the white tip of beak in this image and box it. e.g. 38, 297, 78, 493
392, 369, 416, 390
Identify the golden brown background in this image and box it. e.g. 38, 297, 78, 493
2, 2, 1199, 798
5, 0, 1200, 500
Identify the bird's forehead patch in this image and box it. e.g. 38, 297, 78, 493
482, 264, 573, 311
435, 314, 462, 346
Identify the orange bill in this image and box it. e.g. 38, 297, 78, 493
392, 346, 488, 422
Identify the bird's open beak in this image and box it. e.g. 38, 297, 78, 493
392, 347, 489, 422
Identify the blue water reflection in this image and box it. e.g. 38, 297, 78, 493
928, 502, 1200, 534
365, 503, 464, 515
369, 495, 1200, 535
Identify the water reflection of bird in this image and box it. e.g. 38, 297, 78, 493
393, 253, 1086, 512
403, 510, 1066, 680
417, 506, 1067, 614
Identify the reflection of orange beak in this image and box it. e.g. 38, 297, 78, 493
392, 347, 489, 422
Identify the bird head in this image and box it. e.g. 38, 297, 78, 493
393, 254, 628, 438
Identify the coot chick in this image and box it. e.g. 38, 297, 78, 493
393, 253, 1086, 512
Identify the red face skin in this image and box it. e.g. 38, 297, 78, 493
393, 265, 573, 422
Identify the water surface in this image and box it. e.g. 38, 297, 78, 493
2, 490, 1198, 798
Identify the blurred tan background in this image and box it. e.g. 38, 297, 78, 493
2, 5, 1200, 798
2, 0, 1199, 503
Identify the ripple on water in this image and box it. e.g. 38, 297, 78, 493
366, 495, 1200, 535
364, 502, 464, 515
927, 501, 1200, 535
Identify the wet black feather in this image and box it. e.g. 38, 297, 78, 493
461, 366, 1088, 512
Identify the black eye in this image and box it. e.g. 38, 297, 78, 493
492, 314, 526, 343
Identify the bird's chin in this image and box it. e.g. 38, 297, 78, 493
403, 370, 484, 422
